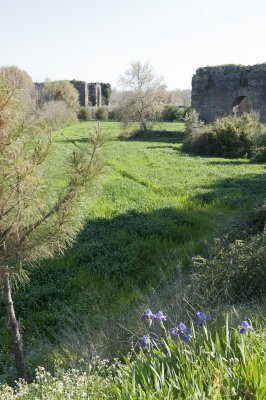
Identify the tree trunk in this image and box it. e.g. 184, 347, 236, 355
2, 269, 26, 380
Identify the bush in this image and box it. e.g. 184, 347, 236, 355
251, 129, 266, 162
251, 147, 266, 163
161, 105, 183, 122
184, 109, 204, 136
95, 107, 108, 121
108, 107, 122, 121
40, 100, 77, 129
190, 202, 266, 306
78, 106, 92, 121
184, 112, 264, 158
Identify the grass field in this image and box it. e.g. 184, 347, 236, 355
0, 121, 265, 383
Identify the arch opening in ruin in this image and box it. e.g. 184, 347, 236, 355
232, 96, 252, 115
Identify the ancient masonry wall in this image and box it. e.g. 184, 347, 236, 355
71, 81, 104, 107
35, 81, 110, 107
191, 64, 266, 123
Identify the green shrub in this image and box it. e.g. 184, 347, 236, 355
191, 232, 266, 305
108, 107, 122, 121
252, 130, 266, 162
95, 107, 108, 121
161, 105, 183, 122
184, 108, 204, 135
184, 112, 264, 158
78, 106, 92, 121
251, 147, 266, 163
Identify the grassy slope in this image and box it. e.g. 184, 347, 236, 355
1, 121, 265, 377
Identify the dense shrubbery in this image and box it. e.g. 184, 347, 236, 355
191, 232, 266, 305
40, 100, 77, 129
190, 202, 266, 306
108, 107, 123, 121
161, 104, 183, 122
184, 111, 265, 158
252, 130, 266, 162
95, 106, 109, 121
78, 106, 92, 121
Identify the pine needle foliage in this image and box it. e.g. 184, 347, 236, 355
0, 67, 104, 380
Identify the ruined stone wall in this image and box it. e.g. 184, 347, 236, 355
71, 80, 88, 106
35, 80, 111, 107
192, 64, 266, 123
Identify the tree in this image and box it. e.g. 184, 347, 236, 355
0, 67, 104, 380
118, 61, 167, 131
42, 80, 79, 109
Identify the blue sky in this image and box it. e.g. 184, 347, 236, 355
1, 0, 265, 89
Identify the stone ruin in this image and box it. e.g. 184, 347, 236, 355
71, 81, 104, 107
35, 81, 111, 107
191, 64, 266, 123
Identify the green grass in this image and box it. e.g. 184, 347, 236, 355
0, 121, 265, 381
1, 314, 265, 399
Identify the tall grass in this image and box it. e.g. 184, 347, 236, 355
114, 316, 266, 399
1, 315, 265, 399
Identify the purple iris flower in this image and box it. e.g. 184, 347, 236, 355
170, 327, 181, 337
170, 323, 191, 342
179, 322, 191, 333
197, 311, 211, 326
141, 308, 155, 320
153, 311, 167, 322
141, 335, 148, 348
240, 320, 254, 334
183, 334, 190, 342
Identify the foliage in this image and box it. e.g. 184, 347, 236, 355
100, 83, 112, 105
0, 313, 265, 399
191, 231, 266, 306
0, 360, 117, 399
95, 106, 109, 121
184, 108, 204, 135
114, 315, 266, 399
161, 105, 183, 122
78, 106, 93, 121
41, 100, 78, 128
118, 61, 167, 130
184, 112, 264, 158
108, 107, 123, 121
0, 67, 104, 379
251, 129, 266, 162
42, 80, 79, 110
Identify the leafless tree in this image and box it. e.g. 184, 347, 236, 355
118, 61, 167, 131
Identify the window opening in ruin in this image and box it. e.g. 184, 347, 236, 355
232, 96, 252, 115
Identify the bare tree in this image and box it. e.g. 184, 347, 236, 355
118, 61, 167, 131
0, 67, 104, 380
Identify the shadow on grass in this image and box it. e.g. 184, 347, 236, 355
119, 129, 186, 144
146, 145, 180, 151
11, 207, 209, 341
193, 172, 266, 208
55, 137, 91, 144
207, 160, 252, 166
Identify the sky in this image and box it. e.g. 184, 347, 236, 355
1, 0, 266, 89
